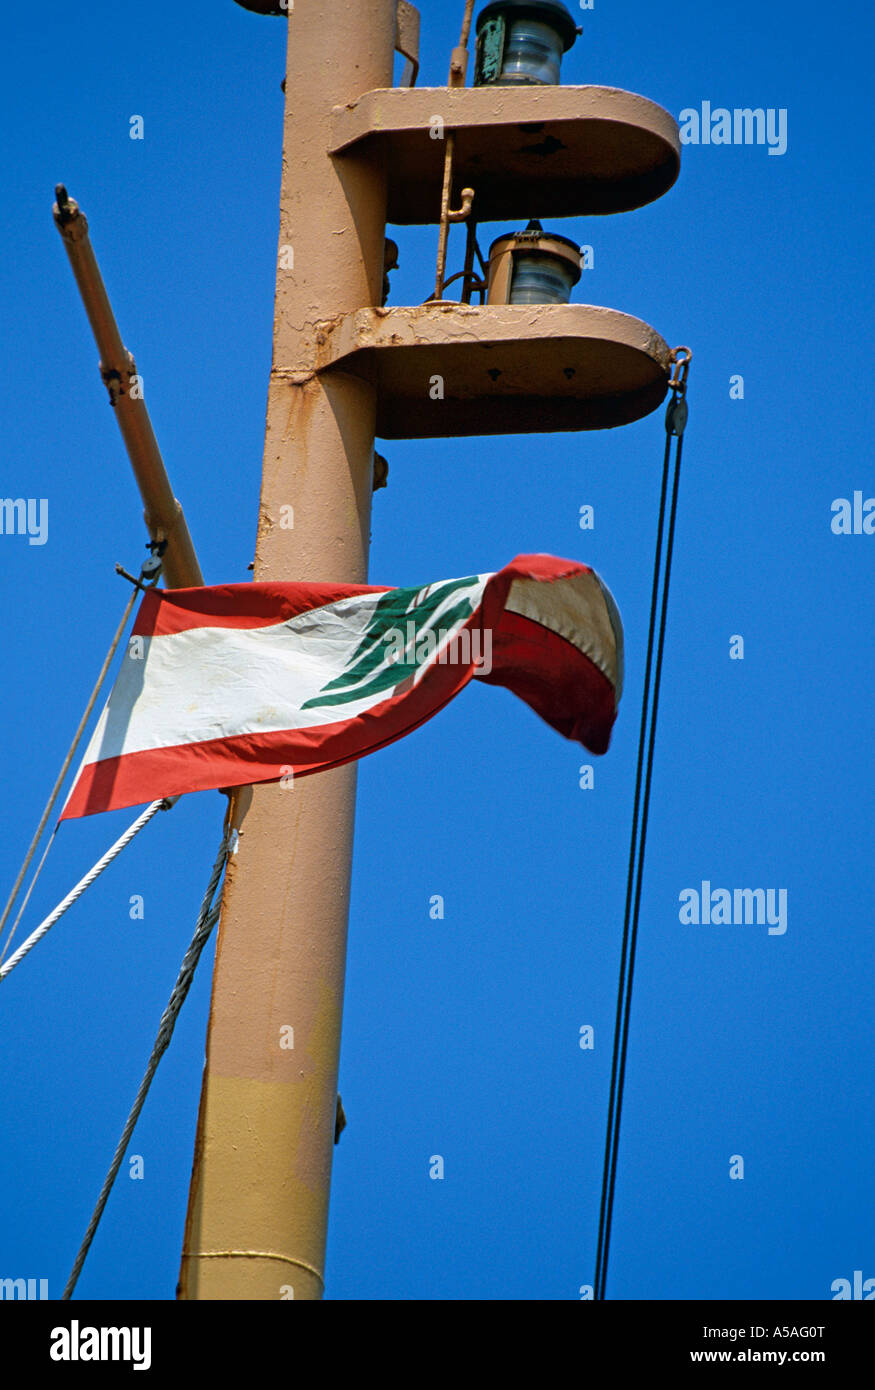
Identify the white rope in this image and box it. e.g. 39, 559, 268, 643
63, 830, 231, 1299
0, 828, 59, 968
0, 581, 140, 964
0, 799, 174, 983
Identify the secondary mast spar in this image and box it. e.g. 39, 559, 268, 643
53, 186, 202, 590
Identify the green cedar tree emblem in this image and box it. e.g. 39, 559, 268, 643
302, 576, 481, 710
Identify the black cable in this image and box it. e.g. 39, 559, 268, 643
593, 425, 672, 1298
593, 394, 686, 1300
62, 830, 230, 1299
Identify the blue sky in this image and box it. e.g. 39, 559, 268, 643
1, 0, 873, 1301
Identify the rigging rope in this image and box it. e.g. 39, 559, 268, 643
0, 799, 174, 983
0, 554, 160, 966
62, 828, 231, 1300
593, 353, 690, 1301
0, 828, 59, 970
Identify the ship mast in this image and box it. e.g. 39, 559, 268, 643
50, 0, 682, 1303
177, 0, 679, 1300
177, 0, 396, 1301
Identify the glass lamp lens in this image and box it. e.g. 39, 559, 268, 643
509, 252, 576, 304
498, 19, 564, 84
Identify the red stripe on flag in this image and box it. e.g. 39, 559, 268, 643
133, 580, 394, 638
134, 555, 588, 637
475, 610, 617, 754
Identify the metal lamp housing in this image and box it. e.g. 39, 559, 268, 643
474, 0, 580, 86
486, 222, 583, 305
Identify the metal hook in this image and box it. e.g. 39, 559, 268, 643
447, 187, 475, 224
668, 345, 692, 394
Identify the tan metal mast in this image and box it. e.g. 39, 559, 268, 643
179, 0, 681, 1301
178, 0, 396, 1301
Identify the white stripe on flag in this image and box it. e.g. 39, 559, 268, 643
77, 579, 491, 770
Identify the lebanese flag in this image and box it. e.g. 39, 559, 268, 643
61, 554, 624, 819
